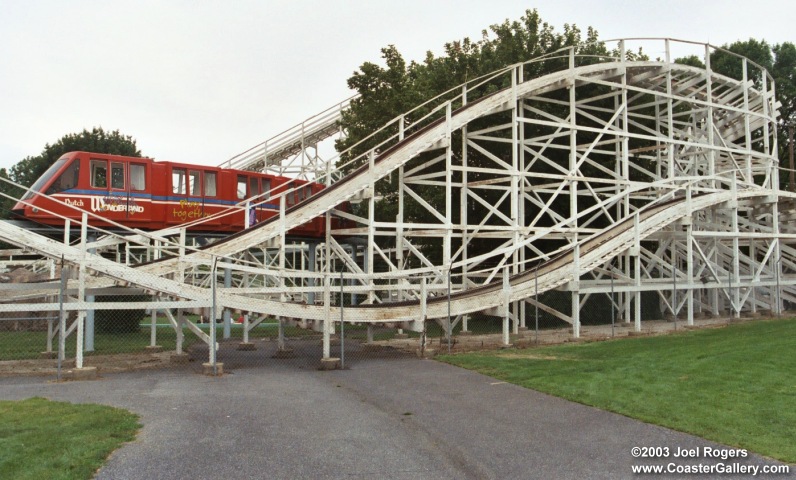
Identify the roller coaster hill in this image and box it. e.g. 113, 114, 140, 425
2, 38, 796, 370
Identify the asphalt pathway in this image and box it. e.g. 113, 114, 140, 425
0, 358, 791, 479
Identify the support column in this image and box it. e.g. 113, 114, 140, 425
503, 268, 511, 346
572, 243, 581, 339
84, 233, 96, 352
176, 309, 184, 355
731, 178, 741, 318
460, 88, 470, 333
223, 268, 231, 339
66, 212, 97, 380
632, 214, 642, 332
686, 222, 695, 325
308, 243, 317, 305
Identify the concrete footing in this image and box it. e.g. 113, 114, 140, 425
360, 343, 382, 352
457, 330, 473, 336
39, 351, 57, 359
319, 357, 341, 370
416, 348, 436, 359
62, 366, 98, 381
202, 362, 224, 376
170, 353, 190, 364
145, 345, 164, 353
237, 342, 256, 351
272, 348, 295, 359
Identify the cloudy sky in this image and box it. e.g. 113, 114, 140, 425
0, 0, 792, 171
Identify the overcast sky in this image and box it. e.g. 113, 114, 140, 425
0, 0, 792, 172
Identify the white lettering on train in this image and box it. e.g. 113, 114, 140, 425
90, 196, 144, 214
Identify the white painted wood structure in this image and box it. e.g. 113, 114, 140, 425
2, 39, 794, 366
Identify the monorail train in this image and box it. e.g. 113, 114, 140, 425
11, 151, 344, 237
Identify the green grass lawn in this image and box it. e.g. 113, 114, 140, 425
0, 397, 140, 480
439, 318, 796, 464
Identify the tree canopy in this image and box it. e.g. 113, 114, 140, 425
337, 9, 608, 162
707, 39, 796, 179
334, 10, 795, 263
334, 9, 630, 264
0, 127, 141, 218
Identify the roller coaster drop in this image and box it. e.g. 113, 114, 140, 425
2, 39, 794, 370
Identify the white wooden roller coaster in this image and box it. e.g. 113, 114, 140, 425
2, 39, 794, 368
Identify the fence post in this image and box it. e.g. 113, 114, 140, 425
502, 267, 510, 346
75, 213, 87, 369
323, 272, 331, 360
340, 270, 345, 369
534, 266, 539, 345
673, 264, 677, 331
278, 317, 286, 351
211, 259, 218, 376
57, 257, 66, 381
728, 269, 732, 320
223, 268, 231, 339
420, 277, 427, 357
611, 272, 615, 338
176, 309, 184, 355
447, 267, 452, 354
150, 308, 157, 347
776, 256, 782, 316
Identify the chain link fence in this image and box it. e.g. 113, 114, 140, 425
0, 252, 789, 379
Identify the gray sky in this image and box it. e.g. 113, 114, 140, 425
1, 0, 792, 172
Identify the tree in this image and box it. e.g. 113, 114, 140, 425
0, 127, 142, 218
772, 42, 796, 128
707, 40, 796, 186
335, 9, 618, 265
710, 38, 773, 87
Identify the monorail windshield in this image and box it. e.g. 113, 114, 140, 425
46, 159, 80, 195
20, 157, 68, 200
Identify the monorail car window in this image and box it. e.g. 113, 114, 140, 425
249, 177, 260, 197
45, 159, 80, 195
262, 179, 271, 199
236, 175, 246, 200
189, 170, 201, 196
91, 160, 108, 188
111, 162, 124, 189
204, 172, 217, 197
286, 182, 295, 205
172, 168, 187, 194
130, 164, 145, 191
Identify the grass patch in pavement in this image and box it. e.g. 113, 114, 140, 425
0, 397, 140, 480
439, 318, 796, 463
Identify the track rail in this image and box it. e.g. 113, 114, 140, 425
0, 188, 768, 323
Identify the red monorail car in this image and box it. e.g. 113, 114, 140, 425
11, 151, 342, 237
